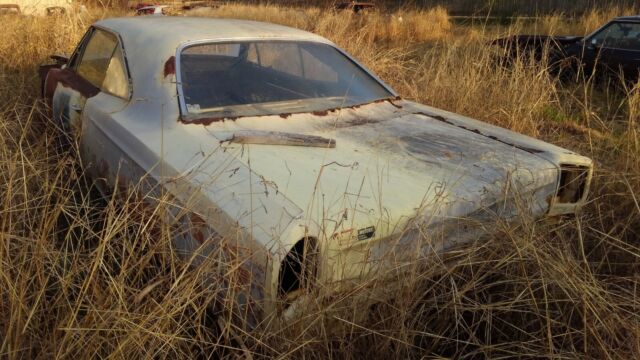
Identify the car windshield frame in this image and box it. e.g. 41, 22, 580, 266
175, 39, 396, 121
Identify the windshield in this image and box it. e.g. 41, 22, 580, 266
178, 41, 393, 119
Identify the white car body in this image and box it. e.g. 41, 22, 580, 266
42, 17, 593, 327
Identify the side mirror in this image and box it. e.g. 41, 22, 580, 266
50, 54, 69, 65
589, 38, 600, 50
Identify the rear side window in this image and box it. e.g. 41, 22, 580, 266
591, 22, 640, 51
75, 28, 130, 99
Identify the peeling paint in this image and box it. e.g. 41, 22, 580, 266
179, 115, 241, 125
312, 110, 330, 116
163, 56, 175, 77
178, 97, 403, 126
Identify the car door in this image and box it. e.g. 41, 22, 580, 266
586, 21, 640, 79
48, 26, 132, 190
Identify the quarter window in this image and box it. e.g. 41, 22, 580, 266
103, 46, 129, 99
75, 28, 130, 99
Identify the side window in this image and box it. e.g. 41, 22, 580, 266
75, 28, 130, 99
591, 22, 640, 51
77, 30, 117, 88
103, 46, 129, 99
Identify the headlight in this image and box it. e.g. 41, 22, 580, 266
555, 165, 590, 204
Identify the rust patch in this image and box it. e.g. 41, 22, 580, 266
180, 97, 402, 126
179, 115, 240, 126
163, 56, 176, 77
312, 110, 330, 116
45, 68, 99, 101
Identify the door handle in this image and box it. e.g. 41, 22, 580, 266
70, 104, 82, 111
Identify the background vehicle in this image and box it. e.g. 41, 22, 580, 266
493, 15, 640, 80
334, 1, 375, 13
128, 0, 214, 11
135, 4, 170, 15
0, 0, 73, 15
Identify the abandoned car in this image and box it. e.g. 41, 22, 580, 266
334, 1, 375, 13
493, 15, 640, 80
0, 0, 74, 16
40, 17, 593, 327
134, 4, 169, 16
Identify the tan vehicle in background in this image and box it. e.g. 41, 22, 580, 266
127, 0, 215, 12
0, 0, 74, 15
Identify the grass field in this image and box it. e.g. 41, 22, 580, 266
1, 4, 640, 359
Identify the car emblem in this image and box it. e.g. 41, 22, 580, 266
357, 226, 375, 241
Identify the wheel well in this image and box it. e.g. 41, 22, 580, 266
278, 237, 317, 298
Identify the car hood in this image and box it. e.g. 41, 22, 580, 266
199, 100, 558, 244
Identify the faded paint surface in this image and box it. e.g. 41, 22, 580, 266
51, 17, 594, 327
163, 56, 175, 77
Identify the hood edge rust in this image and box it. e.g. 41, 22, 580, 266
177, 96, 403, 126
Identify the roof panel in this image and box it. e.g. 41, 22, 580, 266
95, 17, 330, 45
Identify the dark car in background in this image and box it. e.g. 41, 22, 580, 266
493, 15, 640, 81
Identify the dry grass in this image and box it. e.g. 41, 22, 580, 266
1, 4, 640, 359
189, 4, 452, 43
